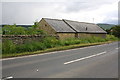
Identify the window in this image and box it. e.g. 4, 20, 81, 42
86, 27, 88, 30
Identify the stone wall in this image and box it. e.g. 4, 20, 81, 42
38, 19, 57, 36
57, 33, 75, 40
2, 35, 58, 45
77, 33, 106, 38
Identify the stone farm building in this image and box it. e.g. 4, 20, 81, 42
38, 18, 107, 39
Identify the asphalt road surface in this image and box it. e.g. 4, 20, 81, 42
2, 42, 119, 78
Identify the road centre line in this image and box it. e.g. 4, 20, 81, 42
64, 51, 106, 65
2, 76, 13, 80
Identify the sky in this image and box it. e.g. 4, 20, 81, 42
1, 0, 119, 25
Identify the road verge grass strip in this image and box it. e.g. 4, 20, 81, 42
2, 41, 114, 58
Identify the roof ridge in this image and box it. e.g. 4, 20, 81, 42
42, 18, 75, 33
43, 18, 95, 25
42, 18, 106, 33
62, 19, 106, 33
62, 19, 77, 32
43, 18, 62, 21
63, 19, 96, 25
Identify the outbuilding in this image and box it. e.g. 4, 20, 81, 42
38, 18, 107, 39
63, 19, 107, 38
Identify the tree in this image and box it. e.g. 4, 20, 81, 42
2, 24, 26, 35
2, 22, 46, 35
105, 29, 111, 34
111, 25, 120, 38
32, 21, 39, 29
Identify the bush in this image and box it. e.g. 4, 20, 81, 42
2, 35, 118, 54
16, 41, 47, 53
26, 27, 46, 35
59, 38, 81, 46
43, 37, 59, 48
2, 40, 47, 54
111, 25, 120, 38
2, 24, 46, 35
2, 40, 16, 54
2, 25, 26, 35
105, 35, 118, 41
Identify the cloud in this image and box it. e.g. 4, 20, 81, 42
0, 2, 2, 25
118, 1, 120, 24
2, 2, 59, 24
2, 0, 119, 25
62, 1, 113, 13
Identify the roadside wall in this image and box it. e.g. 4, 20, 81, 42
2, 35, 58, 44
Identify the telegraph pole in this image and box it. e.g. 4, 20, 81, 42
93, 18, 94, 23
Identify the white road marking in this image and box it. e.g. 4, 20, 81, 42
116, 48, 118, 49
4, 76, 13, 79
64, 51, 106, 65
116, 47, 120, 49
37, 69, 39, 72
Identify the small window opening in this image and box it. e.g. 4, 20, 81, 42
86, 27, 88, 30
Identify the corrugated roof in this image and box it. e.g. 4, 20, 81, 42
63, 19, 107, 33
43, 18, 75, 33
43, 18, 106, 33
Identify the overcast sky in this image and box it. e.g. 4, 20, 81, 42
1, 0, 119, 25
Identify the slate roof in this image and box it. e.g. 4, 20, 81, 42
63, 19, 107, 33
43, 18, 106, 33
43, 18, 75, 33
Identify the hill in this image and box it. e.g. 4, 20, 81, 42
1, 25, 32, 28
97, 24, 115, 30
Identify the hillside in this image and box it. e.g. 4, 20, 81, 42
97, 24, 115, 30
2, 25, 32, 28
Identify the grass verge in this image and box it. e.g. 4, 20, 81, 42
2, 41, 115, 58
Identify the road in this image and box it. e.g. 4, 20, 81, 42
2, 42, 119, 78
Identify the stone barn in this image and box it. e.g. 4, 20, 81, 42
38, 18, 107, 39
38, 18, 76, 39
63, 19, 107, 38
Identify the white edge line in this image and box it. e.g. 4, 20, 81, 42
64, 51, 106, 65
2, 44, 107, 61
